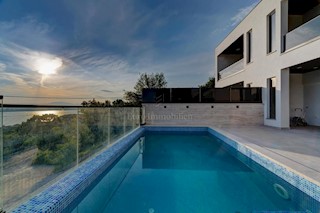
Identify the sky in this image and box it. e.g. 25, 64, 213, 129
0, 0, 259, 105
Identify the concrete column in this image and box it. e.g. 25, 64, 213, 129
280, 68, 290, 128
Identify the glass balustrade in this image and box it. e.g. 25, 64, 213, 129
219, 59, 244, 79
142, 87, 262, 103
285, 15, 320, 51
0, 96, 141, 211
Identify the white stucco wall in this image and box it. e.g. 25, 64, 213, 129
289, 74, 304, 117
303, 71, 320, 126
214, 0, 320, 128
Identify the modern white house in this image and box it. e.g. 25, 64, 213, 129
215, 0, 320, 128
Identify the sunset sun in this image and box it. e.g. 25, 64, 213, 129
35, 57, 63, 76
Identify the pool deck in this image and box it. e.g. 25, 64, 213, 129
212, 126, 320, 185
146, 124, 320, 186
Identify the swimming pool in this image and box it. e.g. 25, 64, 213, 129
67, 129, 319, 213
13, 127, 320, 213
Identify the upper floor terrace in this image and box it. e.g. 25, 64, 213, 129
217, 35, 244, 80
283, 0, 320, 51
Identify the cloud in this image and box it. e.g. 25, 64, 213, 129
0, 42, 134, 103
62, 0, 178, 57
0, 62, 6, 71
0, 16, 60, 51
231, 2, 258, 26
0, 42, 60, 76
62, 48, 129, 75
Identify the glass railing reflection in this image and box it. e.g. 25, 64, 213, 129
285, 15, 320, 51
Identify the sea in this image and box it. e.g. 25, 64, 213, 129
1, 108, 78, 126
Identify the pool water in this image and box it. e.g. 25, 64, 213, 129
70, 131, 319, 213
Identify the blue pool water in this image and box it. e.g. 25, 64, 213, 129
69, 131, 320, 213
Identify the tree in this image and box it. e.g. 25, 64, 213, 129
199, 77, 215, 88
112, 99, 126, 107
124, 72, 167, 105
81, 99, 111, 107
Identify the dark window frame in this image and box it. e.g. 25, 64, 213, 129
247, 30, 252, 63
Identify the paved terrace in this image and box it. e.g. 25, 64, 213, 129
212, 126, 320, 185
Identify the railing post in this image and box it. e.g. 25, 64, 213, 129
76, 108, 79, 166
132, 108, 135, 129
123, 108, 126, 134
107, 108, 111, 145
140, 106, 146, 125
0, 96, 3, 211
199, 88, 202, 103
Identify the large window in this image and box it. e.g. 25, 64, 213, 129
267, 11, 276, 53
246, 30, 252, 63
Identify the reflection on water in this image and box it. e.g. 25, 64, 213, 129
3, 109, 77, 126
33, 110, 64, 116
142, 133, 253, 172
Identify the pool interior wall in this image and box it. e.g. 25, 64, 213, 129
12, 127, 320, 213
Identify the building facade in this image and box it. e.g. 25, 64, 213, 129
215, 0, 320, 128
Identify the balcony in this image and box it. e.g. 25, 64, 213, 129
219, 59, 244, 79
217, 35, 244, 80
284, 15, 320, 51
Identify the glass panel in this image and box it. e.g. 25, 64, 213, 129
230, 88, 262, 102
77, 107, 140, 163
285, 15, 320, 50
142, 89, 170, 103
143, 88, 262, 103
200, 88, 215, 103
171, 88, 200, 103
110, 108, 125, 142
127, 108, 140, 131
219, 59, 244, 79
212, 88, 231, 103
2, 107, 78, 210
230, 88, 241, 102
78, 108, 109, 162
0, 97, 3, 211
0, 95, 140, 211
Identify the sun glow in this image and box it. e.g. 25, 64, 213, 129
35, 57, 63, 76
